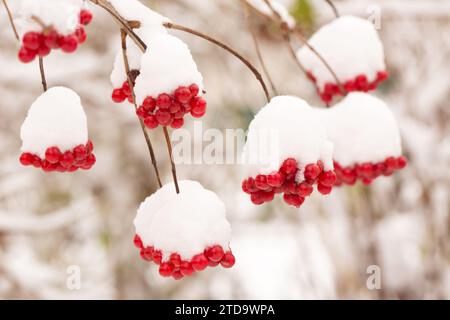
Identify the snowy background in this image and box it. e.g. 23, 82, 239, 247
1, 0, 450, 299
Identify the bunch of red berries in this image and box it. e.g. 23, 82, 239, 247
242, 158, 337, 208
18, 9, 93, 63
334, 156, 407, 186
135, 84, 206, 129
19, 140, 95, 172
308, 71, 389, 104
133, 235, 235, 280
111, 79, 136, 105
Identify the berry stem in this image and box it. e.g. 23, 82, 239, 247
163, 22, 270, 103
242, 1, 278, 96
120, 29, 163, 188
162, 127, 180, 194
39, 57, 48, 92
2, 0, 19, 40
324, 0, 340, 18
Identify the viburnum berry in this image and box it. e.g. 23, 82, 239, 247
205, 245, 225, 262
60, 35, 78, 53
75, 27, 87, 44
133, 234, 143, 249
112, 88, 126, 103
73, 145, 87, 161
174, 86, 192, 104
45, 147, 62, 164
43, 30, 60, 49
304, 164, 321, 181
155, 110, 172, 126
159, 262, 175, 277
317, 183, 332, 195
79, 9, 93, 26
23, 32, 42, 50
318, 171, 337, 187
267, 172, 284, 187
281, 158, 297, 175
297, 182, 313, 197
19, 153, 34, 166
169, 253, 182, 268
171, 118, 184, 129
60, 151, 75, 168
191, 254, 208, 271
37, 45, 51, 57
152, 250, 162, 265
156, 94, 172, 109
180, 261, 195, 276
220, 252, 236, 268
144, 115, 159, 129
18, 47, 37, 63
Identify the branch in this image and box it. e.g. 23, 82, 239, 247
242, 1, 278, 96
38, 57, 48, 92
163, 127, 180, 194
2, 0, 19, 40
325, 0, 340, 18
120, 29, 163, 188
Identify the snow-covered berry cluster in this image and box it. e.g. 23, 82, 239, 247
242, 96, 335, 208
134, 181, 234, 279
20, 87, 96, 172
17, 4, 92, 63
298, 16, 387, 103
134, 235, 235, 279
242, 158, 337, 207
136, 84, 206, 129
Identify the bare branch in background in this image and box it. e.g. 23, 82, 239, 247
2, 0, 19, 40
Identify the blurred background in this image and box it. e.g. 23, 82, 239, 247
1, 0, 449, 299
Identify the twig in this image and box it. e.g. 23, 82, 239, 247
242, 1, 278, 96
163, 127, 180, 194
325, 0, 340, 18
2, 0, 19, 40
38, 57, 47, 92
120, 30, 163, 188
163, 22, 271, 103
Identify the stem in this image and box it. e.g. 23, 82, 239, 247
325, 0, 340, 18
242, 1, 278, 96
38, 57, 48, 92
120, 30, 163, 188
2, 0, 19, 40
163, 22, 271, 103
163, 127, 180, 194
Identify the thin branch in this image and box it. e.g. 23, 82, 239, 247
120, 30, 163, 188
325, 0, 340, 18
38, 57, 48, 92
242, 1, 278, 96
163, 22, 271, 103
163, 127, 180, 194
2, 0, 19, 40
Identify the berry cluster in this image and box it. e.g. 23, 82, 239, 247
308, 71, 389, 103
19, 140, 96, 172
334, 156, 407, 186
242, 158, 337, 208
133, 235, 235, 280
18, 9, 93, 63
135, 84, 206, 129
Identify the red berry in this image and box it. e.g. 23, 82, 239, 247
169, 253, 182, 268
18, 47, 36, 63
140, 247, 153, 261
79, 9, 93, 25
170, 118, 184, 129
283, 180, 297, 194
22, 32, 42, 50
318, 171, 337, 187
245, 177, 258, 193
250, 192, 264, 205
156, 94, 172, 109
358, 163, 374, 178
75, 27, 87, 43
317, 183, 332, 195
133, 234, 143, 248
191, 254, 208, 271
385, 157, 397, 171
37, 45, 51, 57
189, 84, 200, 96
304, 164, 321, 181
152, 250, 162, 265
191, 98, 207, 116
377, 71, 389, 82
355, 75, 369, 91
267, 172, 284, 187
45, 147, 62, 164
32, 155, 42, 168
261, 191, 275, 202
208, 260, 220, 267
122, 81, 132, 97
144, 115, 159, 129
60, 35, 78, 53
172, 271, 184, 280
43, 30, 60, 49
73, 145, 87, 161
155, 110, 171, 126
283, 194, 305, 207
19, 153, 34, 166
180, 261, 195, 276
205, 245, 225, 262
255, 175, 269, 190
159, 262, 175, 277
86, 140, 94, 154
281, 158, 297, 175
341, 168, 357, 185
112, 88, 126, 103
169, 102, 181, 114
297, 182, 313, 197
142, 97, 156, 112
41, 160, 54, 172
60, 151, 75, 168
344, 80, 355, 92
396, 156, 407, 169
220, 252, 235, 268
174, 86, 192, 104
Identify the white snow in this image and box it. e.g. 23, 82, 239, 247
134, 180, 232, 260
241, 95, 334, 180
317, 92, 402, 167
134, 33, 204, 105
20, 87, 88, 158
108, 0, 170, 28
297, 15, 386, 91
15, 0, 84, 36
246, 0, 296, 28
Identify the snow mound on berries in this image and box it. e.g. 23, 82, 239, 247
110, 28, 166, 88
247, 0, 296, 28
108, 0, 170, 28
297, 15, 385, 90
134, 180, 232, 260
134, 33, 204, 105
15, 0, 84, 35
242, 96, 334, 179
20, 87, 88, 158
318, 93, 402, 166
